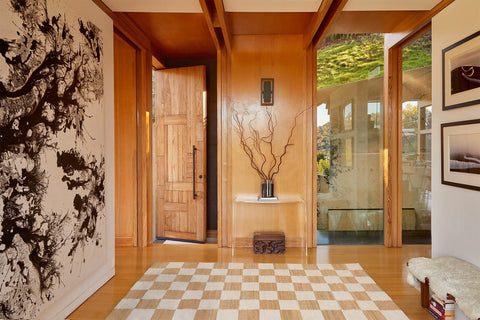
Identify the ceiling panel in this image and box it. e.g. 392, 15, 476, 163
223, 0, 322, 12
343, 0, 442, 11
102, 0, 202, 12
330, 11, 428, 34
103, 0, 442, 13
228, 12, 313, 35
126, 13, 216, 60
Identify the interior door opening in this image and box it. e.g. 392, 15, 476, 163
152, 59, 218, 244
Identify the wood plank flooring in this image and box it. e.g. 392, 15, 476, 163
68, 244, 431, 319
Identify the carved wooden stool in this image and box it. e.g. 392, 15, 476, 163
254, 232, 285, 254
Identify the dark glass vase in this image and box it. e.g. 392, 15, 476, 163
261, 179, 274, 198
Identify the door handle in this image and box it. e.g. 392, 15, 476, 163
193, 145, 198, 200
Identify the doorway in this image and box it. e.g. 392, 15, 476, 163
152, 60, 217, 243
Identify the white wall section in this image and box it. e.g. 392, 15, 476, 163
432, 0, 480, 268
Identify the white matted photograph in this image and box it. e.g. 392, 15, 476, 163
442, 30, 480, 110
442, 119, 480, 191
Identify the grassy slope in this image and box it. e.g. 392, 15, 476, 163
317, 33, 431, 89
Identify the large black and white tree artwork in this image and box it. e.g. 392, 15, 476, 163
0, 0, 106, 318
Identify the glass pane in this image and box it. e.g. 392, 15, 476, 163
316, 34, 384, 245
401, 31, 432, 244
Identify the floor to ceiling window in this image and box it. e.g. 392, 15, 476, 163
316, 34, 385, 245
401, 31, 432, 244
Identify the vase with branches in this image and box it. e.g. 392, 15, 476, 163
232, 107, 302, 198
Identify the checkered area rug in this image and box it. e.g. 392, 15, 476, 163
106, 262, 408, 320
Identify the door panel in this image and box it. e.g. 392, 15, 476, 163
155, 66, 207, 242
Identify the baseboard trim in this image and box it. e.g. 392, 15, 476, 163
116, 236, 134, 247
62, 266, 115, 319
42, 264, 115, 320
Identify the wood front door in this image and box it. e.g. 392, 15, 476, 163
154, 66, 207, 242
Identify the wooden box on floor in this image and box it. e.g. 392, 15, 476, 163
254, 232, 285, 254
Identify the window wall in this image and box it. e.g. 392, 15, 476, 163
401, 31, 432, 244
316, 34, 385, 245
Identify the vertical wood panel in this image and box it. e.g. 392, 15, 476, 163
225, 35, 311, 247
384, 35, 402, 248
145, 53, 154, 246
114, 32, 138, 247
306, 44, 317, 247
217, 48, 230, 248
136, 49, 153, 248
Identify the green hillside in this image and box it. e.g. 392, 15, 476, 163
317, 33, 431, 89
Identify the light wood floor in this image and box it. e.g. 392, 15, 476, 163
68, 244, 432, 319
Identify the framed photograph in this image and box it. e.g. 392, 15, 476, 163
443, 30, 480, 110
441, 119, 480, 191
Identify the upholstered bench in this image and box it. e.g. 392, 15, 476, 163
407, 257, 480, 320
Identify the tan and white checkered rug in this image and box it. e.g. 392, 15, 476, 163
106, 262, 408, 320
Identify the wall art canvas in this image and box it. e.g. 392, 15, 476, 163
442, 30, 480, 110
441, 119, 480, 191
0, 0, 114, 319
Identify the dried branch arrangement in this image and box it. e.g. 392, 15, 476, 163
232, 107, 302, 180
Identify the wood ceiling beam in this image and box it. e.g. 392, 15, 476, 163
303, 0, 333, 49
305, 0, 349, 49
213, 0, 232, 51
199, 0, 222, 51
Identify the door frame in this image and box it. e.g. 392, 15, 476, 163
383, 24, 433, 247
113, 26, 153, 247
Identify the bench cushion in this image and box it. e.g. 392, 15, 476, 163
408, 257, 480, 320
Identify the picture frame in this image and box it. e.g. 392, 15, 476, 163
441, 119, 480, 191
442, 30, 480, 110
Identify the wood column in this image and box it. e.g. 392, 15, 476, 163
217, 47, 230, 248
384, 35, 403, 248
305, 44, 317, 247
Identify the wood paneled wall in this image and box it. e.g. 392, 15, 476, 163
218, 35, 315, 247
114, 33, 138, 247
93, 0, 154, 247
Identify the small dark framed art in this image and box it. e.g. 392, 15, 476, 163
441, 119, 480, 191
442, 30, 480, 110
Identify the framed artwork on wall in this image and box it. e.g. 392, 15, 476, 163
0, 0, 114, 319
442, 30, 480, 110
441, 119, 480, 191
